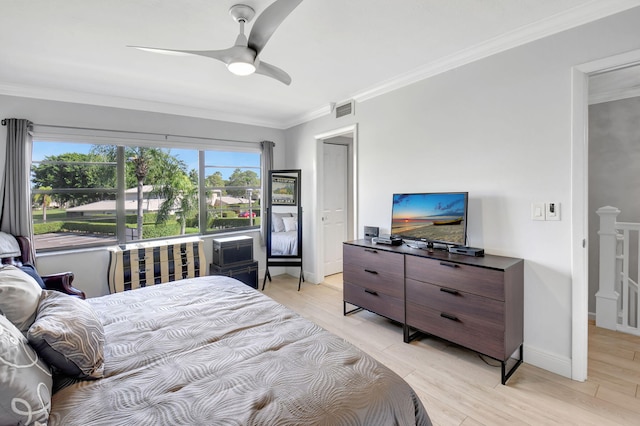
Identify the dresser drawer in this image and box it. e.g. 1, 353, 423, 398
343, 263, 404, 299
406, 278, 504, 327
406, 255, 504, 300
343, 244, 404, 276
344, 282, 404, 323
406, 302, 505, 359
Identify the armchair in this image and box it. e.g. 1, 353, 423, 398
1, 234, 85, 299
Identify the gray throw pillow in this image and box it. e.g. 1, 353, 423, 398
28, 290, 105, 379
0, 264, 43, 333
0, 314, 52, 426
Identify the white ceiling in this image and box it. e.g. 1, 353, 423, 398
1, 0, 638, 129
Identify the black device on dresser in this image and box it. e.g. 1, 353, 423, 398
210, 236, 258, 289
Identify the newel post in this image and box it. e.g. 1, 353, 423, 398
596, 206, 621, 330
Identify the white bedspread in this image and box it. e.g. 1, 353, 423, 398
270, 230, 298, 255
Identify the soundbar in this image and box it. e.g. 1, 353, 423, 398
448, 246, 485, 257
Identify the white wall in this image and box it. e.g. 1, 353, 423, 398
0, 95, 287, 298
284, 7, 640, 377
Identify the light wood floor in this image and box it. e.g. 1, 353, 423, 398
262, 274, 640, 426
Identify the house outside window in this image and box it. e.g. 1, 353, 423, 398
31, 140, 261, 252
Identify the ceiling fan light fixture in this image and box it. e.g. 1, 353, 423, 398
129, 0, 302, 84
227, 60, 256, 76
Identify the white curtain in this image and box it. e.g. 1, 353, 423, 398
1, 119, 35, 249
260, 141, 275, 246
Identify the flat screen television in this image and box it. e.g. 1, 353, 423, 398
391, 192, 468, 246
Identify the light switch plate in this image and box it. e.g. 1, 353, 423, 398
531, 203, 545, 221
546, 202, 560, 221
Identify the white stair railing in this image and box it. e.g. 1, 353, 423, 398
617, 224, 640, 331
596, 206, 640, 336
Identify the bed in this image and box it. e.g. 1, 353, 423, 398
3, 271, 430, 425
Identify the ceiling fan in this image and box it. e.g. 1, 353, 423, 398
129, 0, 302, 85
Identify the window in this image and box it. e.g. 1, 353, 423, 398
31, 140, 261, 252
203, 150, 261, 233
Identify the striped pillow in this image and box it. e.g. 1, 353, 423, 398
27, 290, 105, 379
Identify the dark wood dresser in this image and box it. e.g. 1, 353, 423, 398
343, 239, 524, 384
343, 243, 405, 323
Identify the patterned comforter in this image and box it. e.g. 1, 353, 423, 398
49, 276, 430, 425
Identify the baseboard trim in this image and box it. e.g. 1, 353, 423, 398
259, 268, 319, 286
303, 271, 320, 284
524, 344, 572, 379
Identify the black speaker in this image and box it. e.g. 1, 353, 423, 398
364, 226, 379, 240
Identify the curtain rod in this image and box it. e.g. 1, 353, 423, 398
3, 120, 264, 146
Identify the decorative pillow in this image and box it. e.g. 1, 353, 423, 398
272, 212, 291, 233
19, 264, 46, 289
0, 231, 21, 259
0, 314, 52, 426
0, 264, 43, 333
282, 216, 298, 232
27, 290, 105, 379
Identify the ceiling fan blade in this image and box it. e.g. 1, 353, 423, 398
128, 45, 236, 64
255, 60, 292, 85
128, 46, 192, 56
248, 0, 302, 56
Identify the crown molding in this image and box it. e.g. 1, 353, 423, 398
283, 104, 333, 129
0, 82, 286, 129
285, 0, 640, 128
351, 0, 640, 103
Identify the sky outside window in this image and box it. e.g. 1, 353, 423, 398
32, 142, 258, 180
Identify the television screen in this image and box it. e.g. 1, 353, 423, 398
391, 192, 468, 246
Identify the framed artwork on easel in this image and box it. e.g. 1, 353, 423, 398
271, 175, 297, 206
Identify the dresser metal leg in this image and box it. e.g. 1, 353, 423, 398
402, 325, 423, 343
501, 344, 523, 385
343, 301, 363, 316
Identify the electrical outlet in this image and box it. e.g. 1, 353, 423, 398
546, 202, 560, 221
531, 203, 545, 221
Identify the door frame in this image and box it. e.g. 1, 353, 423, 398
314, 124, 358, 281
571, 48, 640, 381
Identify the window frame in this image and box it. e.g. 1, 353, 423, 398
199, 151, 262, 236
31, 130, 262, 252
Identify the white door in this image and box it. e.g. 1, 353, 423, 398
323, 143, 348, 276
